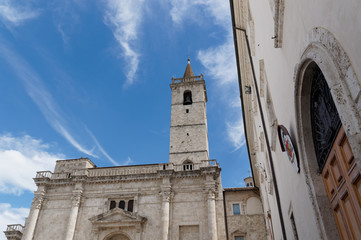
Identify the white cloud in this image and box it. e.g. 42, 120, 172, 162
57, 24, 69, 45
0, 203, 29, 240
197, 38, 237, 86
104, 0, 145, 87
53, 123, 96, 157
0, 45, 96, 157
0, 134, 63, 194
0, 0, 40, 26
226, 118, 246, 151
122, 156, 133, 166
86, 127, 118, 166
197, 38, 245, 150
169, 0, 230, 28
170, 0, 246, 151
0, 40, 116, 165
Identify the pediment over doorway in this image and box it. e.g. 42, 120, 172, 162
89, 208, 147, 226
89, 208, 147, 240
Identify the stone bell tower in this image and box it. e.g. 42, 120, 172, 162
169, 59, 209, 165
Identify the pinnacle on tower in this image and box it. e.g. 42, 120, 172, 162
183, 58, 194, 78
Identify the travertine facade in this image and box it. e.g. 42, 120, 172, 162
4, 61, 267, 240
21, 158, 224, 240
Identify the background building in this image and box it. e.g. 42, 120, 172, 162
4, 62, 266, 240
230, 0, 361, 239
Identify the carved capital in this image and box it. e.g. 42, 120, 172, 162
71, 192, 82, 207
32, 190, 46, 209
160, 191, 173, 202
207, 189, 216, 200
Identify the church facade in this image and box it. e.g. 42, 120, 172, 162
230, 0, 361, 239
4, 62, 267, 240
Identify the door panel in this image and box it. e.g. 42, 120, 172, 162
322, 126, 361, 240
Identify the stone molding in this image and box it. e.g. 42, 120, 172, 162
273, 0, 285, 48
33, 164, 221, 187
294, 27, 361, 240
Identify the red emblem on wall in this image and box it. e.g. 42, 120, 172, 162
278, 125, 299, 172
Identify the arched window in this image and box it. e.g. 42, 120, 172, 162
310, 65, 341, 170
183, 90, 192, 105
183, 160, 193, 171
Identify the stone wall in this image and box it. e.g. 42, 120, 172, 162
169, 78, 209, 165
26, 159, 226, 240
224, 188, 267, 240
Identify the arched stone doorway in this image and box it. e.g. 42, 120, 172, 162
104, 233, 130, 240
295, 28, 361, 240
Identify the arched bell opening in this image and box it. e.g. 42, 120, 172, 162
183, 90, 192, 105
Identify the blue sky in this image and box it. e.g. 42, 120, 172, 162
0, 0, 249, 236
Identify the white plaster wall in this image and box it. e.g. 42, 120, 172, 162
240, 0, 361, 239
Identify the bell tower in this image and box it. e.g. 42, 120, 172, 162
169, 59, 209, 165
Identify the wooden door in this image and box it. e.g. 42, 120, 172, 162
322, 126, 361, 239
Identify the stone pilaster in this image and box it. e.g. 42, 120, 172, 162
64, 186, 83, 240
160, 191, 172, 240
160, 176, 172, 240
22, 189, 46, 240
207, 189, 218, 240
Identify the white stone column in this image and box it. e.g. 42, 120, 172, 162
207, 190, 217, 240
22, 190, 45, 240
64, 189, 82, 240
161, 191, 171, 240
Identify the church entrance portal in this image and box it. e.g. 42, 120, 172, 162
310, 65, 361, 239
105, 233, 130, 240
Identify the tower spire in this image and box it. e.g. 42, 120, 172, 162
183, 58, 194, 78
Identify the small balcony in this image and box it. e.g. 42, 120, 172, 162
4, 224, 24, 240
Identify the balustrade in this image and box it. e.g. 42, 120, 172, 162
35, 171, 52, 178
171, 75, 203, 84
33, 160, 218, 180
6, 224, 24, 233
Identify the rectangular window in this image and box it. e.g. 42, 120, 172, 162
235, 236, 244, 240
233, 204, 240, 215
